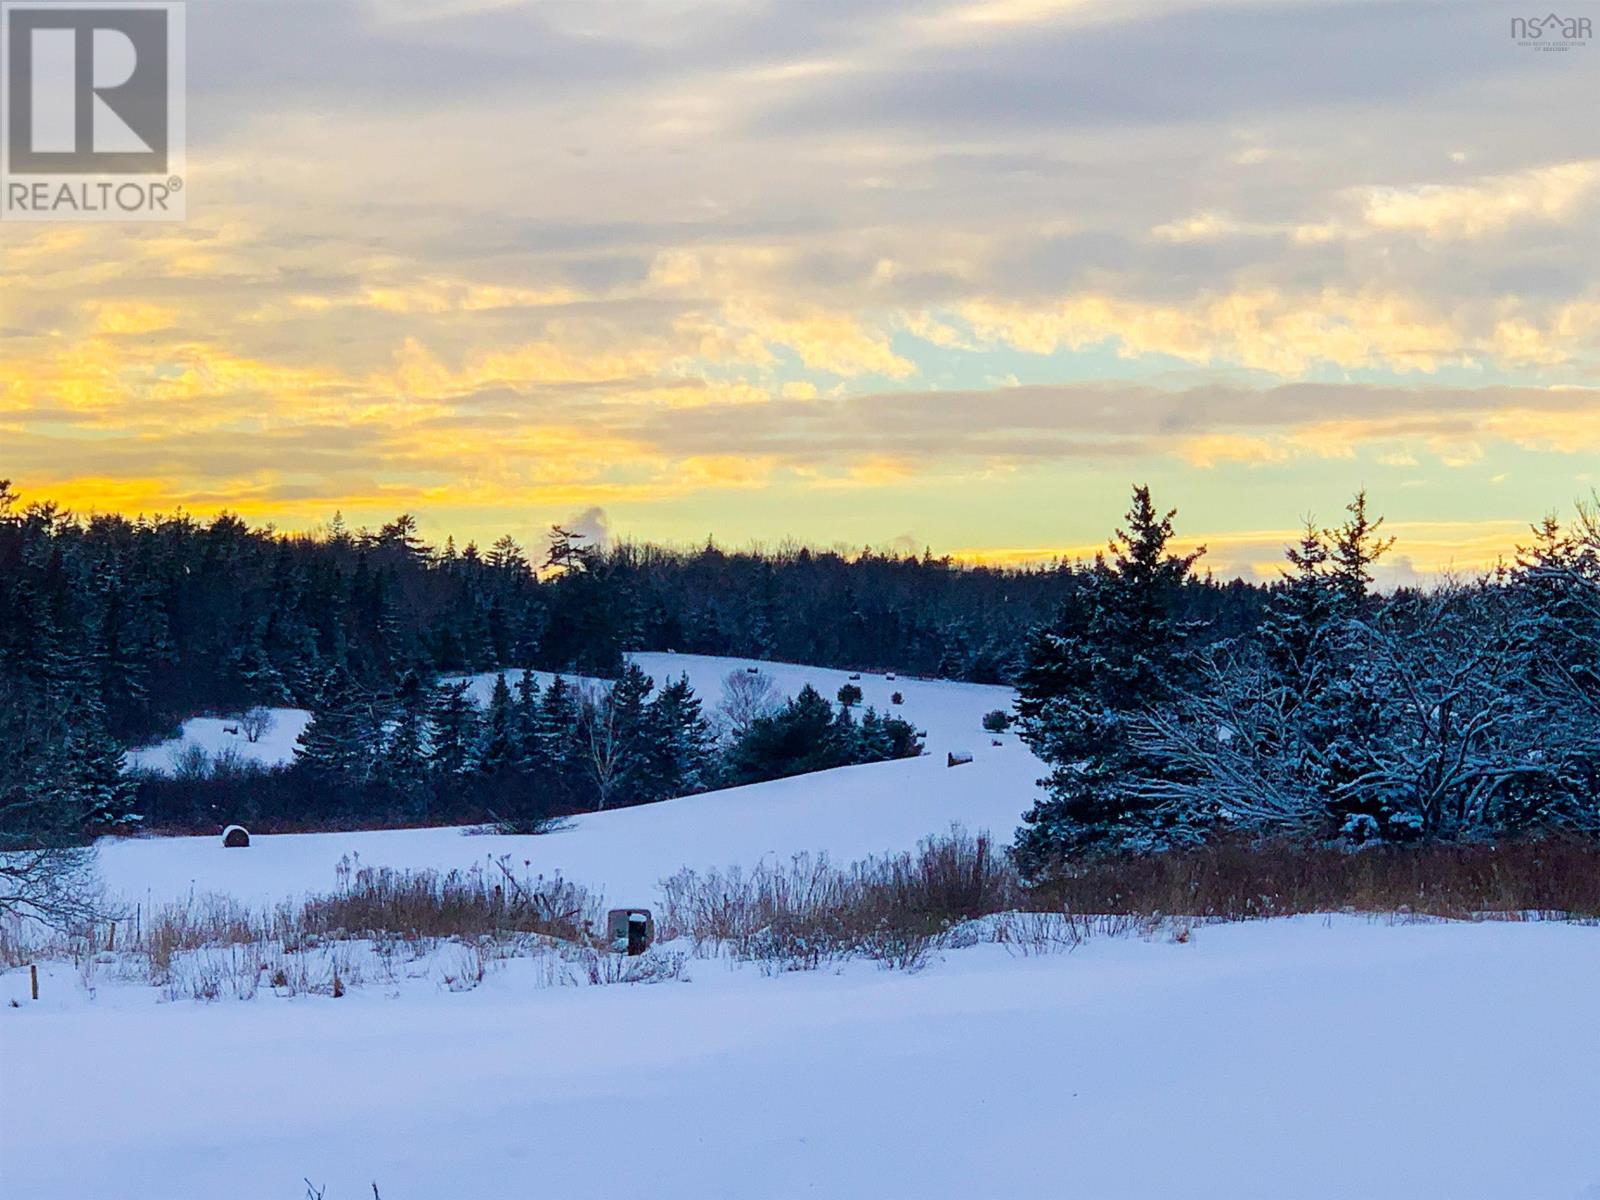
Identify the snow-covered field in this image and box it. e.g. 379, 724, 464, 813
124, 708, 311, 774
101, 654, 1035, 910
8, 654, 1600, 1200
6, 919, 1600, 1200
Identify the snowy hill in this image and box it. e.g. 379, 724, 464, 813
123, 653, 1003, 775
14, 656, 1600, 1200
100, 654, 1038, 909
460, 652, 1000, 750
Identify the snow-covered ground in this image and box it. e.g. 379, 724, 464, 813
124, 708, 311, 774
5, 918, 1600, 1200
13, 654, 1600, 1200
97, 746, 1038, 911
100, 654, 1033, 910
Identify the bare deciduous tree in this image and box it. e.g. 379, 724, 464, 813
717, 670, 779, 743
0, 847, 104, 929
576, 684, 627, 810
1133, 643, 1325, 838
574, 674, 653, 810
238, 706, 276, 744
0, 789, 107, 930
168, 744, 210, 780
1135, 583, 1565, 844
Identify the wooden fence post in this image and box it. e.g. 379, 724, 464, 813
30, 963, 38, 1001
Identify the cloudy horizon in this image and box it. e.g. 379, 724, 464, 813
5, 0, 1598, 580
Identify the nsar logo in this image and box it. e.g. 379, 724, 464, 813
1510, 12, 1592, 51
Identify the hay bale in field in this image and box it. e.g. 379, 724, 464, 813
221, 824, 251, 848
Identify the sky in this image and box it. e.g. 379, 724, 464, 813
4, 0, 1600, 580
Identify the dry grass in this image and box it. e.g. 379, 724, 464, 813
1032, 838, 1600, 923
659, 828, 1010, 973
299, 859, 597, 945
5, 856, 610, 1000
13, 832, 1600, 999
659, 830, 1600, 973
0, 914, 31, 968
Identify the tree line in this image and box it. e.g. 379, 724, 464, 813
133, 667, 923, 833
1013, 486, 1600, 876
0, 482, 1266, 744
0, 478, 1257, 844
6, 472, 1600, 893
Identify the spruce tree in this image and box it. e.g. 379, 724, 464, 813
472, 671, 559, 831
378, 668, 432, 817
1326, 489, 1395, 614
1262, 520, 1338, 706
536, 676, 578, 762
855, 707, 892, 762
63, 686, 140, 834
426, 680, 480, 779
1014, 486, 1206, 871
642, 674, 713, 802
533, 675, 586, 800
295, 666, 378, 785
1318, 494, 1406, 839
512, 668, 543, 770
724, 684, 849, 785
230, 617, 288, 705
477, 674, 518, 777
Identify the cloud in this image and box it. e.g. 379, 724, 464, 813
958, 290, 1467, 374
1356, 161, 1600, 241
756, 2, 1514, 136
1150, 212, 1253, 244
7, 0, 1600, 567
1177, 433, 1291, 468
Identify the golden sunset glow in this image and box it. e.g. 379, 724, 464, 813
4, 1, 1598, 578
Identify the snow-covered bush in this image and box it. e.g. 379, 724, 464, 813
981, 710, 1012, 733
169, 744, 211, 781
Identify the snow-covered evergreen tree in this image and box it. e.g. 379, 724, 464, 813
510, 668, 543, 768
1327, 489, 1395, 615
642, 674, 714, 802
376, 668, 432, 816
576, 664, 653, 809
1013, 486, 1206, 872
425, 679, 480, 779
534, 675, 581, 784
295, 666, 379, 784
476, 674, 519, 777
61, 685, 140, 833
